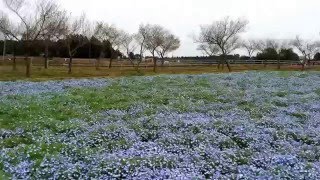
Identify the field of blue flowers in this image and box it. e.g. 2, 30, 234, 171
1, 71, 320, 179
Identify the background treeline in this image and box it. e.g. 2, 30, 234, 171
0, 37, 120, 59
174, 49, 320, 61
3, 38, 320, 61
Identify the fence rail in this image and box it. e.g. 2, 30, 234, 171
1, 56, 315, 68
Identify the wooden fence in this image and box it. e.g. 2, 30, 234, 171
1, 56, 315, 68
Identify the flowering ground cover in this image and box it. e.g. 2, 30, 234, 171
1, 71, 320, 179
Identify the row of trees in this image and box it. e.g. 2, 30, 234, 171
1, 0, 320, 77
195, 17, 320, 71
93, 23, 180, 71
0, 0, 180, 77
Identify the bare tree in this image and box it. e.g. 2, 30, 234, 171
0, 13, 18, 70
93, 23, 106, 70
255, 40, 267, 52
1, 0, 60, 77
291, 36, 320, 70
120, 32, 139, 68
40, 7, 68, 69
141, 24, 167, 72
196, 17, 248, 71
134, 24, 149, 68
95, 23, 123, 69
242, 39, 260, 58
197, 43, 220, 56
63, 13, 91, 74
156, 32, 180, 66
0, 35, 18, 71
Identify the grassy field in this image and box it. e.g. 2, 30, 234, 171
1, 71, 320, 178
1, 56, 320, 81
1, 63, 319, 81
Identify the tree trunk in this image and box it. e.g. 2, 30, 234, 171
44, 41, 49, 69
223, 54, 231, 72
161, 54, 165, 67
109, 58, 113, 69
217, 59, 221, 69
136, 58, 142, 71
226, 60, 232, 72
68, 56, 73, 74
12, 56, 17, 71
302, 57, 307, 71
109, 50, 113, 69
219, 54, 231, 72
277, 55, 281, 69
153, 58, 157, 72
153, 52, 157, 72
127, 54, 135, 69
25, 56, 31, 78
24, 41, 31, 77
12, 42, 17, 71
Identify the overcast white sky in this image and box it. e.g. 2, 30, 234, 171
2, 0, 320, 56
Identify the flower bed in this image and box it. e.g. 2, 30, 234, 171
1, 71, 320, 179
